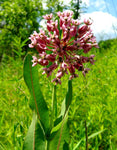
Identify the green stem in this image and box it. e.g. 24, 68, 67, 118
85, 120, 88, 150
50, 85, 57, 129
54, 85, 57, 118
47, 140, 49, 150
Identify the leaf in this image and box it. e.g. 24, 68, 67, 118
23, 112, 46, 150
54, 116, 62, 127
49, 113, 70, 150
73, 139, 83, 150
13, 49, 20, 56
23, 54, 50, 133
21, 38, 29, 47
88, 129, 105, 140
51, 119, 63, 134
61, 80, 72, 117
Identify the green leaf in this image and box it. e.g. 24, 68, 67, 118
49, 113, 70, 150
13, 49, 20, 56
23, 112, 46, 150
61, 80, 72, 117
88, 129, 105, 140
21, 38, 29, 47
54, 116, 62, 127
23, 54, 50, 133
73, 139, 83, 150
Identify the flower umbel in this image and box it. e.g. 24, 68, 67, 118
29, 10, 98, 84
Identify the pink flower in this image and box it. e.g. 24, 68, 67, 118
32, 56, 38, 67
52, 78, 61, 85
84, 18, 92, 25
56, 71, 63, 78
29, 11, 98, 84
82, 68, 90, 77
43, 13, 53, 22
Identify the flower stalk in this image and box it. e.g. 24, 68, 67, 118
51, 85, 57, 129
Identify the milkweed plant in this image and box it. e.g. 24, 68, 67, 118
23, 10, 99, 150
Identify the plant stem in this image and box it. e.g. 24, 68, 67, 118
50, 85, 57, 129
85, 120, 88, 150
53, 85, 57, 118
47, 140, 49, 150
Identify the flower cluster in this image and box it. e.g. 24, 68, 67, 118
29, 10, 98, 84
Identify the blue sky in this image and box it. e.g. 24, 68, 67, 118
80, 0, 117, 41
86, 0, 117, 18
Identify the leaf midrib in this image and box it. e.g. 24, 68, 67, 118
29, 57, 40, 120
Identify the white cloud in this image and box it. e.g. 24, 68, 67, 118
81, 11, 117, 41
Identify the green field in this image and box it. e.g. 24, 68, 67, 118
0, 39, 117, 150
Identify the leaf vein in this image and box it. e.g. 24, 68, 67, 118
29, 57, 40, 120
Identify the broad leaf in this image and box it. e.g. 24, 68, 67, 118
23, 54, 50, 133
49, 113, 70, 150
61, 80, 72, 117
23, 112, 46, 150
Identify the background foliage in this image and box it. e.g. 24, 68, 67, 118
0, 0, 81, 60
0, 0, 44, 59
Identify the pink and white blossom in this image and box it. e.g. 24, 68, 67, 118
29, 11, 98, 84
